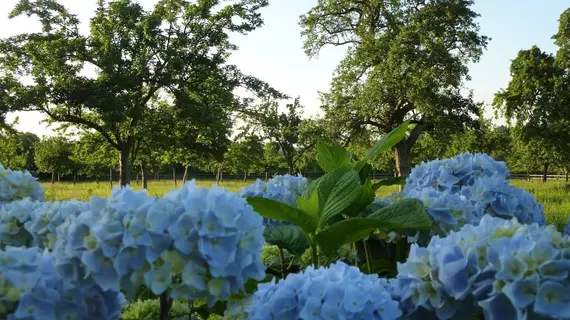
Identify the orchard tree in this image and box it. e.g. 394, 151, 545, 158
493, 44, 570, 182
71, 131, 117, 185
0, 131, 27, 170
224, 135, 264, 181
0, 0, 281, 187
300, 0, 488, 176
246, 98, 321, 174
34, 135, 75, 182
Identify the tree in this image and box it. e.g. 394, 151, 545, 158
224, 135, 264, 181
300, 0, 488, 177
71, 131, 117, 185
0, 131, 27, 170
246, 98, 321, 174
19, 132, 40, 171
493, 44, 570, 182
261, 142, 284, 180
34, 135, 75, 182
0, 0, 281, 187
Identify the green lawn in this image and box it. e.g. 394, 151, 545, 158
40, 178, 570, 230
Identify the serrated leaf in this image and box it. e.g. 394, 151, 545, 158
317, 167, 361, 224
316, 218, 394, 258
316, 140, 351, 172
342, 183, 376, 218
246, 197, 318, 234
362, 121, 410, 163
296, 189, 319, 216
263, 225, 309, 256
372, 176, 407, 190
367, 199, 432, 229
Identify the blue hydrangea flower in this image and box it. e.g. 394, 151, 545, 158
0, 198, 43, 248
0, 164, 43, 204
246, 261, 402, 320
53, 182, 266, 306
393, 214, 570, 320
403, 153, 545, 232
238, 174, 308, 225
0, 246, 124, 320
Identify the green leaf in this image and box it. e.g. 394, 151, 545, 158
263, 225, 309, 256
358, 163, 373, 184
316, 218, 393, 257
317, 167, 361, 224
316, 140, 351, 172
316, 199, 432, 258
296, 188, 319, 216
342, 183, 376, 218
367, 199, 432, 229
246, 197, 318, 234
302, 176, 323, 199
362, 121, 410, 163
372, 176, 407, 190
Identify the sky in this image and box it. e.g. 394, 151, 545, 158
1, 0, 568, 137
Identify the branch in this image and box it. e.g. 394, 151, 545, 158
42, 107, 120, 149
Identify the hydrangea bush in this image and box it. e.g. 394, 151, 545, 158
403, 153, 545, 233
53, 182, 266, 305
0, 246, 124, 320
244, 261, 402, 320
393, 214, 570, 319
0, 164, 43, 204
238, 174, 307, 226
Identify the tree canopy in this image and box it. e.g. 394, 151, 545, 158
300, 0, 488, 176
0, 0, 281, 186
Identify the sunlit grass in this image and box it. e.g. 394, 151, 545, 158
41, 178, 570, 230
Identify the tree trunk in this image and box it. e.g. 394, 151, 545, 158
95, 177, 99, 184
172, 166, 177, 187
566, 168, 569, 183
57, 173, 60, 182
182, 165, 189, 184
265, 171, 268, 181
141, 163, 148, 190
216, 167, 221, 185
243, 171, 247, 181
109, 168, 113, 189
542, 162, 549, 183
51, 172, 55, 184
73, 173, 77, 185
136, 173, 139, 185
119, 145, 131, 187
395, 142, 412, 177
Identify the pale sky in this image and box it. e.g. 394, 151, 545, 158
1, 0, 568, 137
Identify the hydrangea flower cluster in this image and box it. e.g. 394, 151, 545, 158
0, 199, 87, 249
403, 153, 545, 232
0, 246, 124, 320
393, 214, 570, 319
238, 174, 308, 225
0, 163, 43, 204
53, 182, 266, 306
245, 261, 402, 320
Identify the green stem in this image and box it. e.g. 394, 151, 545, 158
363, 240, 372, 274
278, 247, 286, 278
352, 243, 359, 268
311, 244, 318, 268
159, 291, 173, 320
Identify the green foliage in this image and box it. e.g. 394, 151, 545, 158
0, 0, 280, 185
0, 132, 27, 170
120, 299, 189, 320
71, 132, 117, 178
224, 135, 265, 177
300, 0, 488, 175
34, 135, 75, 177
493, 44, 570, 172
263, 225, 309, 256
248, 123, 430, 265
245, 98, 322, 173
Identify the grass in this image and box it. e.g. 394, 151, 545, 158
40, 178, 570, 230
